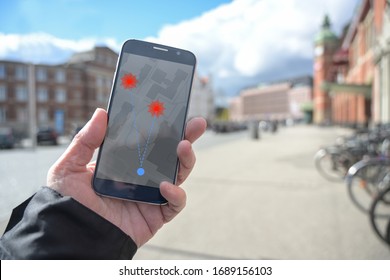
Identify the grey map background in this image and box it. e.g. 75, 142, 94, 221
96, 53, 193, 188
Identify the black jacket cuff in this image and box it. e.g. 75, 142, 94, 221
0, 187, 137, 259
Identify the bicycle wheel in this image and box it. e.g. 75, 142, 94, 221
346, 159, 390, 215
369, 184, 390, 245
314, 148, 351, 182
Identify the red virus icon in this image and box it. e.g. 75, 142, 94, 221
148, 100, 165, 118
121, 73, 137, 89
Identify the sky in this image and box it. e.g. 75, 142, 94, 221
0, 0, 361, 103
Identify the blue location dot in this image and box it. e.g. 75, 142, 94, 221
137, 167, 145, 176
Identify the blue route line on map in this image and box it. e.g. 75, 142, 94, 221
127, 87, 158, 177
136, 116, 156, 170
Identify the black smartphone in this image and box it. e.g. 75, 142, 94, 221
92, 39, 196, 204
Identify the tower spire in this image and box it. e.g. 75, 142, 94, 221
322, 14, 331, 29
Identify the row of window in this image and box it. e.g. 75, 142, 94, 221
0, 107, 46, 123
0, 65, 115, 95
0, 64, 114, 86
0, 64, 69, 83
0, 85, 71, 103
0, 107, 79, 123
36, 67, 68, 82
349, 11, 375, 68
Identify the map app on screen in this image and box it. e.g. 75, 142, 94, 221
95, 52, 194, 188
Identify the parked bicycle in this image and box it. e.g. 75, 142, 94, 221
314, 125, 390, 246
369, 183, 390, 246
315, 126, 390, 182
345, 157, 390, 216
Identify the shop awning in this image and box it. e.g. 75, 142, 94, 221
321, 82, 372, 99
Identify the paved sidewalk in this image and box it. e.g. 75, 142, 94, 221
135, 125, 390, 260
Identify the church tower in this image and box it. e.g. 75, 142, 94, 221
313, 15, 339, 124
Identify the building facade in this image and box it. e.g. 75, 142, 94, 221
187, 73, 215, 124
374, 0, 390, 123
0, 46, 215, 137
314, 0, 390, 127
229, 76, 312, 122
0, 46, 117, 137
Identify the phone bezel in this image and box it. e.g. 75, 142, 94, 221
92, 39, 196, 205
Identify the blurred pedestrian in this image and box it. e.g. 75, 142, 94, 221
271, 120, 278, 133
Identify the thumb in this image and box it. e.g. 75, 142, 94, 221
58, 108, 107, 169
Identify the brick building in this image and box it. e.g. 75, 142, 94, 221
0, 46, 215, 137
0, 46, 117, 136
374, 0, 390, 123
314, 0, 390, 126
313, 15, 340, 124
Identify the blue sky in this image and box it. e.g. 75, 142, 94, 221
0, 0, 360, 98
0, 0, 232, 42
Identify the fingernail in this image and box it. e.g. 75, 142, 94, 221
92, 108, 99, 118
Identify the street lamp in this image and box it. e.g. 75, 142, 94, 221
28, 63, 37, 149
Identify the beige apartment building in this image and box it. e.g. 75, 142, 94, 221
229, 76, 312, 122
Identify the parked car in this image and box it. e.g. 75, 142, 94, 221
0, 128, 15, 149
37, 128, 58, 145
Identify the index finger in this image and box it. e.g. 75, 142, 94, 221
184, 117, 207, 143
56, 108, 107, 170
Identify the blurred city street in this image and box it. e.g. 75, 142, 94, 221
0, 125, 390, 259
0, 142, 66, 231
2, 0, 390, 267
134, 125, 390, 260
2, 124, 388, 259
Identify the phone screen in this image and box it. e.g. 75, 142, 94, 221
93, 40, 196, 204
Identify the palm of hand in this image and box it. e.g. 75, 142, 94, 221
47, 109, 205, 247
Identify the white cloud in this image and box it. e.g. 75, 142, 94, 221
146, 0, 359, 94
0, 0, 359, 96
0, 32, 121, 64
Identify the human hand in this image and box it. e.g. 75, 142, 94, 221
47, 108, 206, 247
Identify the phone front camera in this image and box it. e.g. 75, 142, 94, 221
176, 51, 181, 55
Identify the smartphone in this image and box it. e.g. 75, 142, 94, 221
92, 39, 196, 204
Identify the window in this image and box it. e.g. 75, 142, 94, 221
37, 87, 48, 102
17, 107, 27, 122
16, 86, 28, 101
38, 108, 49, 123
96, 76, 104, 87
336, 73, 344, 83
362, 11, 375, 52
36, 67, 47, 81
15, 65, 27, 80
97, 89, 105, 103
105, 77, 112, 88
55, 88, 66, 103
0, 85, 7, 101
55, 69, 66, 83
0, 64, 5, 79
0, 107, 6, 122
350, 38, 358, 68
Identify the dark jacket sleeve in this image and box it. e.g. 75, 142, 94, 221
0, 187, 137, 259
